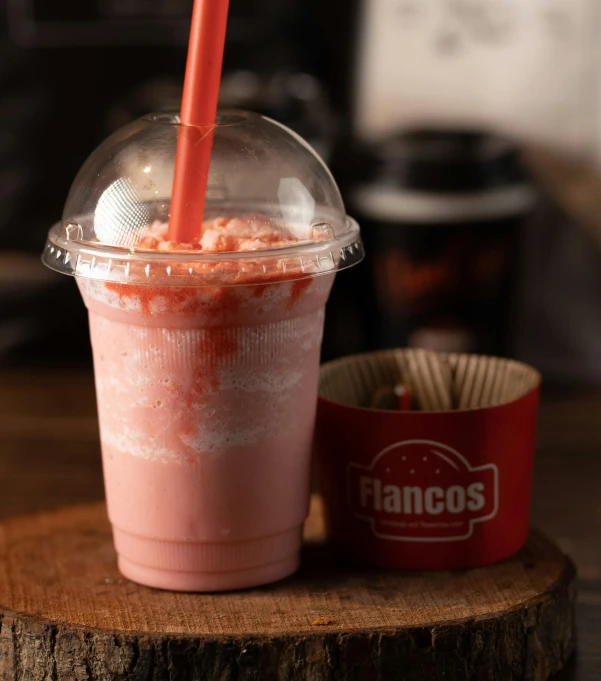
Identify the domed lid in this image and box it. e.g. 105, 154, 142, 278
42, 111, 363, 286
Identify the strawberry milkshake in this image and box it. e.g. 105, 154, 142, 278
42, 112, 363, 590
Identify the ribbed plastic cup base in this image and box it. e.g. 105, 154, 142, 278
113, 526, 303, 592
118, 553, 300, 592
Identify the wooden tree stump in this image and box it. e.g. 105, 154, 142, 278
0, 497, 575, 680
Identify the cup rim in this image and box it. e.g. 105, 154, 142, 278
42, 217, 363, 287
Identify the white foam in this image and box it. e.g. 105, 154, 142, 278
218, 367, 303, 393
179, 420, 271, 454
90, 292, 327, 462
102, 426, 182, 465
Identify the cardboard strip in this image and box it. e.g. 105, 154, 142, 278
426, 351, 453, 411
320, 350, 540, 413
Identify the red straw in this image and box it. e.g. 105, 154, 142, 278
168, 0, 230, 244
394, 385, 413, 412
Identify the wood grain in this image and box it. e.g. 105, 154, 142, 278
0, 370, 598, 679
0, 496, 576, 680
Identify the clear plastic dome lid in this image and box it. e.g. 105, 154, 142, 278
42, 111, 363, 286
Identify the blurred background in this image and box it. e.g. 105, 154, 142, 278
3, 0, 601, 385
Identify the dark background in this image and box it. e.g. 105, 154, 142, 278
0, 0, 350, 251
1, 0, 600, 385
0, 0, 356, 366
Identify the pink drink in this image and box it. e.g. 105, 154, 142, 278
79, 273, 333, 591
42, 112, 363, 591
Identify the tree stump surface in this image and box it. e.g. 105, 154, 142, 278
0, 496, 576, 680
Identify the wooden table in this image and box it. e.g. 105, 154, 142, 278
0, 370, 599, 679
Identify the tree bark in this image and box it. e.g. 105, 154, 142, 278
0, 498, 576, 681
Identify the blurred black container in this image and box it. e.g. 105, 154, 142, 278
326, 130, 537, 359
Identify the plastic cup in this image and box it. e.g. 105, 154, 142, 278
42, 111, 363, 591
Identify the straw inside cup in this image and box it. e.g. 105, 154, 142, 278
320, 349, 540, 412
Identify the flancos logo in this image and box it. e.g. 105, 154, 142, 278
347, 440, 498, 542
